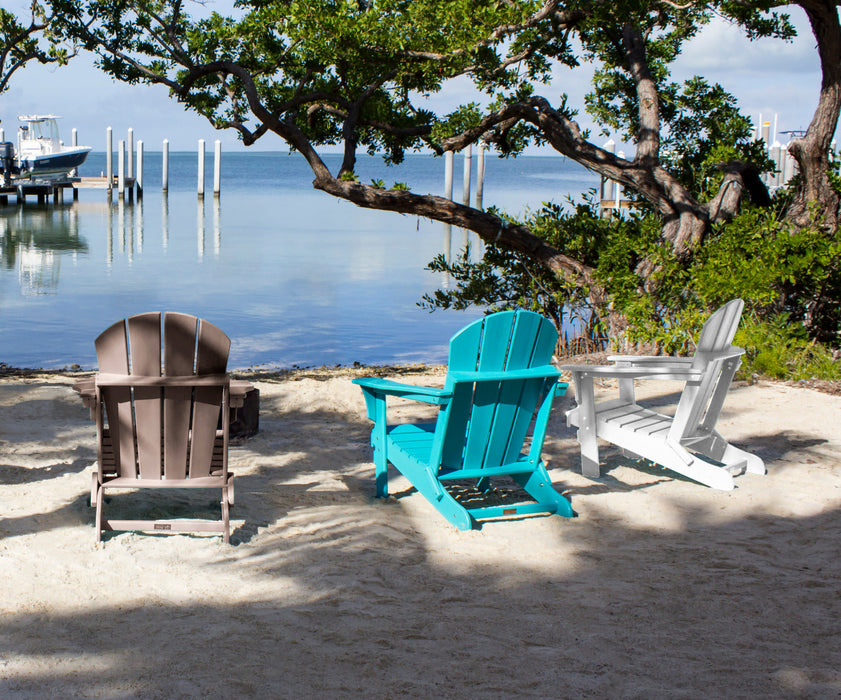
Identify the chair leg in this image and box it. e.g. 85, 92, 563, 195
95, 485, 104, 545
721, 443, 766, 475
515, 463, 574, 518
373, 444, 389, 499
578, 427, 601, 478
221, 493, 230, 544
657, 444, 736, 491
90, 471, 99, 508
573, 375, 601, 478
401, 465, 473, 530
227, 474, 235, 507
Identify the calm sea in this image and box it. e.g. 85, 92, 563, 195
0, 151, 598, 369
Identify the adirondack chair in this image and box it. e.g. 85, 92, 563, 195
74, 312, 253, 543
353, 310, 574, 530
562, 299, 765, 490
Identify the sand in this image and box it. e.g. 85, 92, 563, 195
1, 367, 840, 698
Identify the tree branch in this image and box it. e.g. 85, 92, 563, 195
622, 22, 660, 165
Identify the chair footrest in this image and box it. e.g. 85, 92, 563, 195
101, 519, 226, 533
467, 502, 558, 520
692, 452, 747, 475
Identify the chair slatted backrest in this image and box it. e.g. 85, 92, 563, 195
672, 299, 744, 440
94, 312, 231, 480
438, 310, 558, 470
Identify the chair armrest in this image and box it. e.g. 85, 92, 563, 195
607, 355, 694, 367
73, 376, 96, 399
95, 373, 230, 387
352, 377, 451, 404
73, 376, 97, 417
695, 347, 746, 362
353, 377, 452, 424
448, 366, 561, 384
560, 364, 703, 382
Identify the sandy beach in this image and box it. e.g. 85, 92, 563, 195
1, 366, 840, 698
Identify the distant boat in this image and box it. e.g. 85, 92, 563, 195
1, 115, 91, 184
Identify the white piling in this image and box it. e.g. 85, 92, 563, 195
444, 151, 454, 200
601, 138, 616, 204
615, 150, 624, 209
197, 139, 205, 198
443, 151, 454, 261
213, 139, 221, 197
118, 139, 126, 200
0, 128, 4, 142
71, 128, 78, 176
106, 127, 113, 199
462, 143, 472, 207
770, 141, 783, 188
71, 128, 80, 199
476, 143, 485, 211
127, 127, 134, 179
136, 140, 144, 199
162, 139, 169, 193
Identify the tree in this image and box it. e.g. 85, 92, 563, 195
0, 1, 73, 95
49, 0, 841, 339
783, 0, 841, 227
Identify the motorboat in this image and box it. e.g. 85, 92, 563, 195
1, 115, 91, 184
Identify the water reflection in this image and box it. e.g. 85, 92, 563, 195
0, 195, 224, 296
0, 205, 88, 295
162, 196, 169, 249
195, 198, 222, 259
102, 196, 221, 265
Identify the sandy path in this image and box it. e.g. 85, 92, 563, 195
0, 370, 839, 698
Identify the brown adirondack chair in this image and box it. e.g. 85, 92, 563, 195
74, 312, 252, 543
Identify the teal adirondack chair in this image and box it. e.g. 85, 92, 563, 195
353, 310, 574, 530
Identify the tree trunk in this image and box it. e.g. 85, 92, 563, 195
786, 0, 841, 228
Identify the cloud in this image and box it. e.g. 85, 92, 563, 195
674, 11, 817, 75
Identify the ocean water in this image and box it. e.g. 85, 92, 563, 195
0, 151, 599, 369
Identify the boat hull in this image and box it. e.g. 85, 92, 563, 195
16, 147, 92, 181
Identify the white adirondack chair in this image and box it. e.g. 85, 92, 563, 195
562, 299, 765, 490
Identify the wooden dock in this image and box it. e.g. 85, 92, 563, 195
0, 176, 138, 206
74, 176, 137, 190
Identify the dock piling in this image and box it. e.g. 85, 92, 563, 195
118, 139, 126, 200
106, 127, 113, 201
162, 139, 169, 194
127, 127, 134, 179
213, 140, 222, 197
198, 139, 206, 198
72, 128, 80, 200
443, 151, 454, 262
476, 143, 485, 211
137, 140, 144, 199
462, 144, 472, 207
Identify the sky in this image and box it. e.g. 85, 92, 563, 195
0, 2, 827, 153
